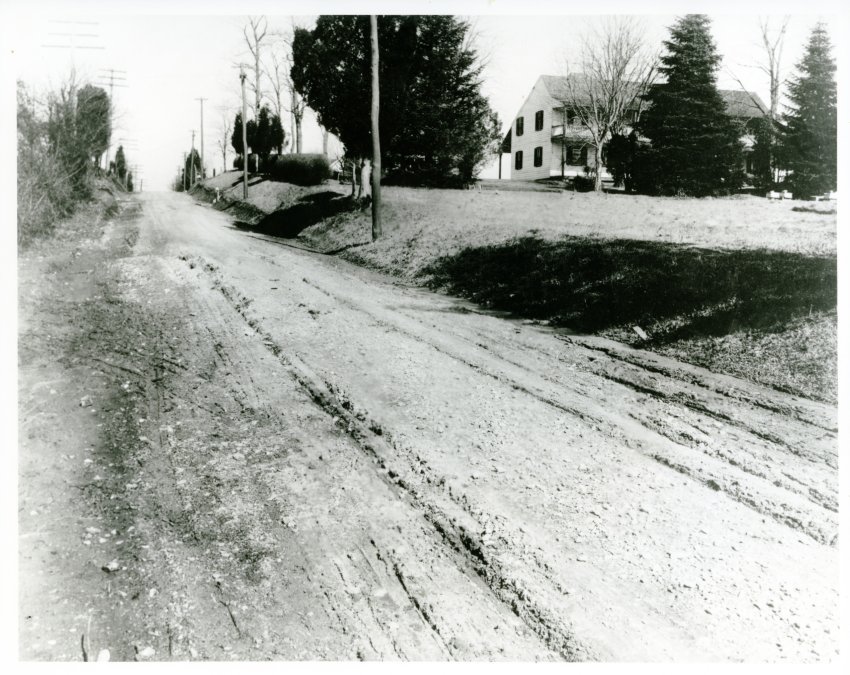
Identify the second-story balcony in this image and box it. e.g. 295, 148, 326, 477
551, 123, 593, 141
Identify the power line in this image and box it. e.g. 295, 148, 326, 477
40, 20, 103, 60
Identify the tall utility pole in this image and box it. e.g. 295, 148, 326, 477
190, 130, 196, 185
182, 152, 188, 191
196, 97, 207, 181
239, 66, 249, 199
96, 68, 128, 170
370, 15, 382, 241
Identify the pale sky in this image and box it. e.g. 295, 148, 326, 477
5, 0, 844, 189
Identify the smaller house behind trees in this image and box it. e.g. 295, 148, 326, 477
504, 74, 766, 182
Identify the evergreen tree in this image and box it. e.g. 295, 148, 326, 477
250, 105, 284, 161
269, 113, 285, 155
637, 14, 744, 196
114, 145, 127, 181
231, 112, 245, 157
781, 23, 836, 198
184, 148, 201, 185
76, 84, 111, 166
292, 15, 498, 186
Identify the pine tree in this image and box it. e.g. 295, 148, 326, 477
781, 23, 836, 198
292, 15, 498, 186
637, 14, 743, 196
231, 112, 245, 157
114, 145, 127, 181
184, 148, 201, 185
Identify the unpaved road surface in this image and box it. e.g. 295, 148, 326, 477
19, 191, 839, 661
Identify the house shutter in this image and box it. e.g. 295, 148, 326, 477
516, 117, 524, 136
515, 151, 523, 170
534, 146, 543, 167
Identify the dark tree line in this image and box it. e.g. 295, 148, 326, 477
780, 23, 836, 198
231, 105, 285, 169
17, 76, 115, 244
606, 16, 836, 198
291, 15, 501, 188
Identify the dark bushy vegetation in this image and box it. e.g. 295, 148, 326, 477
425, 235, 836, 339
17, 77, 112, 247
636, 15, 744, 196
231, 106, 285, 168
781, 23, 837, 199
572, 174, 595, 192
262, 154, 330, 186
292, 15, 500, 188
233, 153, 257, 171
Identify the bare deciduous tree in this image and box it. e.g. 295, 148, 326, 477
759, 16, 789, 125
726, 16, 789, 183
266, 22, 306, 153
243, 16, 268, 116
216, 106, 233, 173
560, 18, 657, 191
759, 16, 789, 182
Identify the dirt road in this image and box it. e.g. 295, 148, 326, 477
18, 191, 839, 661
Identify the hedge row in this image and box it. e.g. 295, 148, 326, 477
233, 153, 331, 187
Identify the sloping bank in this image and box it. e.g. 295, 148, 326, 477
194, 175, 837, 404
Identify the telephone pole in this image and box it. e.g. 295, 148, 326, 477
370, 15, 382, 241
96, 69, 128, 170
190, 130, 196, 185
196, 97, 207, 181
239, 66, 249, 199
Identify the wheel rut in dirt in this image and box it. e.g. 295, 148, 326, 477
185, 245, 838, 660
64, 191, 836, 662
189, 257, 590, 661
212, 262, 836, 548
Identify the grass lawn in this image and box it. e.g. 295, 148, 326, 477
205, 179, 838, 403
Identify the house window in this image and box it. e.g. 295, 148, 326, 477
567, 146, 587, 165
535, 110, 544, 131
515, 151, 523, 170
516, 116, 524, 136
534, 146, 543, 167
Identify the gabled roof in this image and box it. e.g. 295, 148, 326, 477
538, 74, 767, 120
720, 89, 768, 119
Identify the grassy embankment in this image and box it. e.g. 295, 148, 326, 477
201, 173, 838, 403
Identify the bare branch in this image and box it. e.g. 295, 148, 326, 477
559, 17, 658, 190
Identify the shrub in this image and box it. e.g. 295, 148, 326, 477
572, 175, 595, 192
264, 154, 330, 186
17, 79, 89, 246
233, 153, 259, 172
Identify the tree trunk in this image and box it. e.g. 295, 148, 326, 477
594, 141, 604, 192
295, 114, 303, 153
322, 128, 329, 156
290, 89, 297, 154
370, 15, 382, 240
